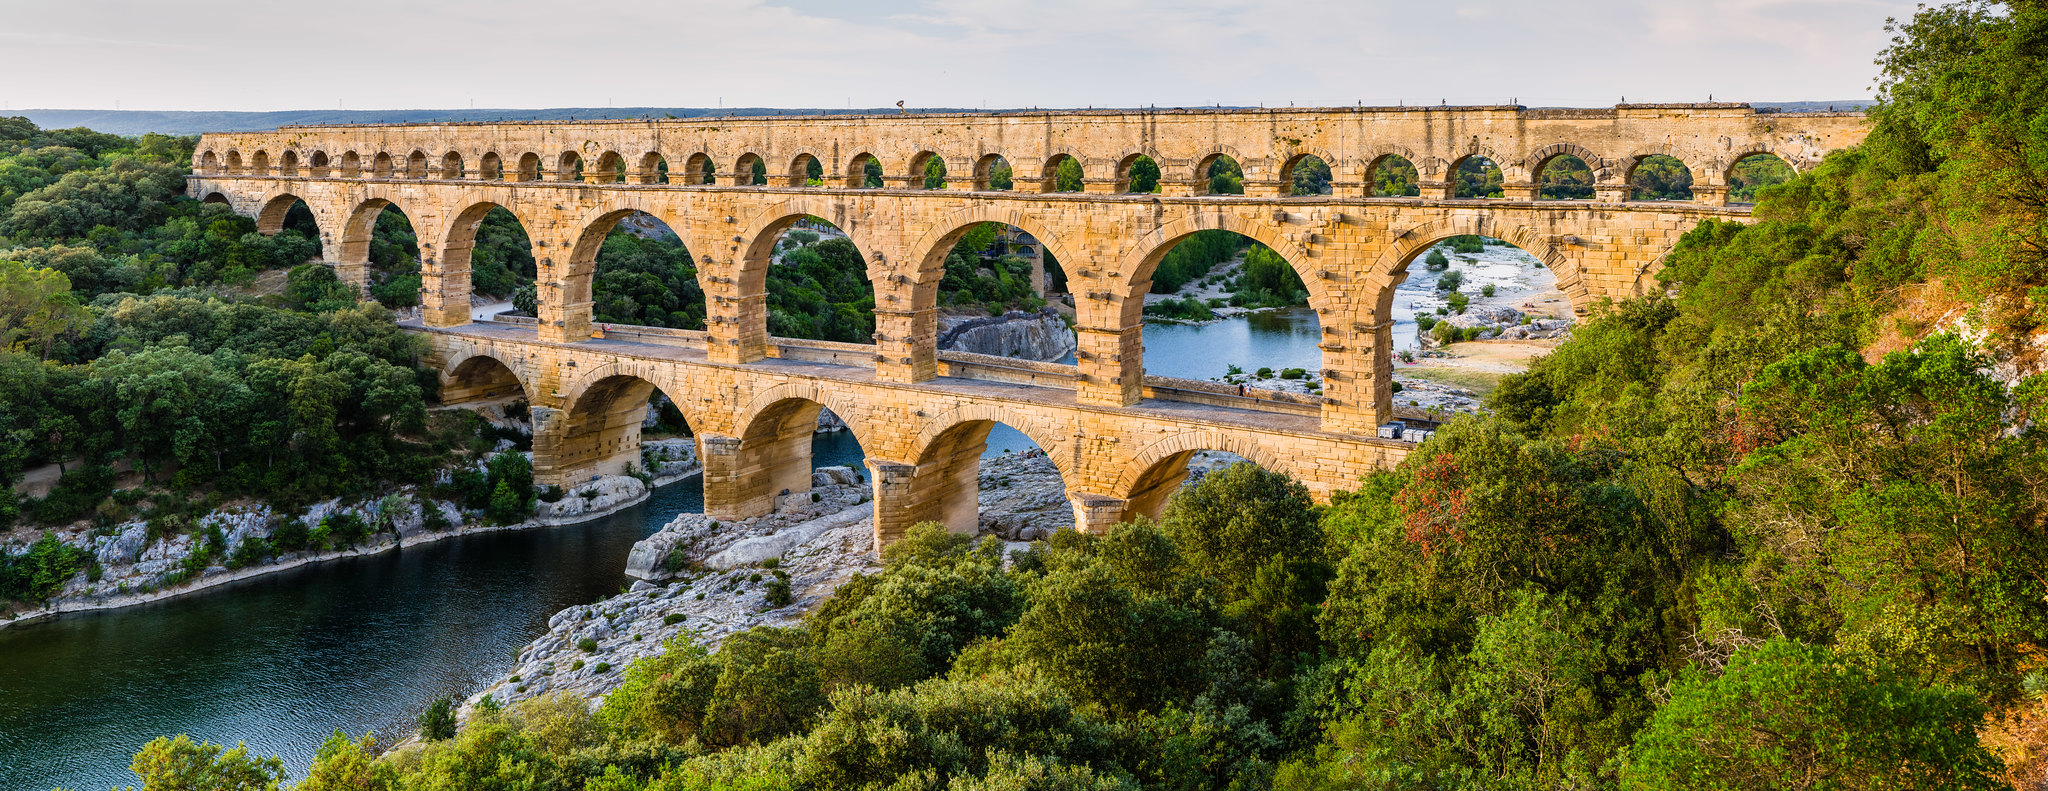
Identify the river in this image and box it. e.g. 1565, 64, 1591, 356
1, 308, 1346, 790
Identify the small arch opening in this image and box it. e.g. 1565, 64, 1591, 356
1451, 155, 1503, 198
1284, 154, 1332, 196
405, 150, 427, 179
251, 150, 271, 175
340, 151, 361, 178
1040, 154, 1084, 193
372, 152, 393, 179
480, 152, 503, 180
845, 153, 883, 188
1118, 154, 1161, 194
279, 150, 300, 177
226, 150, 245, 175
735, 153, 766, 186
516, 152, 541, 182
1536, 154, 1595, 200
440, 151, 464, 180
1199, 154, 1243, 195
911, 151, 946, 189
788, 154, 822, 187
974, 155, 1013, 191
199, 150, 220, 174
682, 153, 715, 185
1369, 155, 1420, 196
1727, 153, 1794, 204
556, 151, 584, 181
309, 151, 330, 177
593, 151, 626, 183
637, 152, 670, 184
1629, 154, 1694, 201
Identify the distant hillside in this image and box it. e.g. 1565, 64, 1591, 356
18, 102, 1869, 137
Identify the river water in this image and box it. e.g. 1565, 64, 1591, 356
1, 308, 1348, 790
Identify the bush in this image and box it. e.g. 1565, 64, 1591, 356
0, 532, 89, 603
1447, 291, 1470, 314
1415, 313, 1438, 331
419, 697, 457, 741
31, 464, 115, 525
1255, 367, 1274, 379
536, 485, 564, 503
766, 577, 793, 608
1481, 283, 1496, 297
271, 519, 310, 552
1425, 248, 1450, 270
665, 613, 687, 625
1280, 368, 1307, 380
578, 638, 598, 652
1436, 270, 1465, 291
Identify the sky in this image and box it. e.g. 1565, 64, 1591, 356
0, 0, 1918, 111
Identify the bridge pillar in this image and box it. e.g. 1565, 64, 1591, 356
1157, 178, 1204, 197
421, 254, 471, 328
1594, 183, 1630, 203
1418, 180, 1454, 200
1692, 184, 1731, 207
708, 293, 770, 364
1075, 325, 1143, 407
1242, 180, 1287, 198
867, 460, 925, 545
1319, 319, 1393, 435
333, 260, 369, 292
1072, 494, 1128, 535
1501, 181, 1540, 201
875, 308, 938, 383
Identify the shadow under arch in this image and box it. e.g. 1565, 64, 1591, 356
1114, 429, 1290, 523
438, 345, 533, 406
714, 382, 876, 520
901, 404, 1074, 534
549, 365, 703, 485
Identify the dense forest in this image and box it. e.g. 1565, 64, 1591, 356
105, 3, 2048, 789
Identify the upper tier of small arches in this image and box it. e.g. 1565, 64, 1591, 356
191, 106, 1869, 204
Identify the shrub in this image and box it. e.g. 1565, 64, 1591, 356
537, 485, 565, 503
578, 638, 599, 652
1436, 270, 1465, 291
271, 519, 310, 552
1255, 367, 1274, 379
418, 697, 456, 741
765, 577, 793, 608
1415, 313, 1438, 331
1447, 291, 1471, 313
1425, 248, 1450, 270
1280, 368, 1307, 380
665, 613, 687, 625
594, 662, 612, 674
1481, 283, 1496, 297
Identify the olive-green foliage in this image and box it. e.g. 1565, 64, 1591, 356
593, 224, 706, 330
1725, 153, 1793, 203
122, 734, 288, 791
1206, 155, 1244, 195
1054, 157, 1084, 193
1370, 155, 1420, 197
1628, 154, 1694, 201
1538, 153, 1595, 200
1230, 245, 1308, 309
0, 531, 90, 603
419, 698, 456, 741
1149, 230, 1245, 294
939, 222, 1045, 313
298, 732, 397, 791
283, 263, 354, 313
464, 207, 534, 299
1126, 154, 1161, 193
1453, 156, 1503, 198
598, 628, 825, 749
1623, 639, 2003, 791
1160, 462, 1322, 596
766, 234, 874, 343
1288, 156, 1331, 196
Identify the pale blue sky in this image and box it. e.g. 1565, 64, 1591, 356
0, 0, 1916, 111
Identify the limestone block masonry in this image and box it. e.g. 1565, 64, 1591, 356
191, 105, 1869, 546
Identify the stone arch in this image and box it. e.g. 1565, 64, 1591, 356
636, 151, 669, 184
593, 151, 626, 183
904, 204, 1081, 307
337, 193, 425, 278
1447, 149, 1507, 198
902, 404, 1075, 534
1118, 210, 1329, 317
1193, 148, 1247, 196
784, 150, 823, 187
908, 150, 945, 189
844, 152, 881, 188
1114, 149, 1163, 193
406, 150, 428, 179
438, 345, 535, 405
199, 150, 220, 174
1036, 150, 1086, 193
549, 365, 696, 484
1366, 217, 1585, 317
255, 191, 315, 236
225, 149, 244, 175
972, 153, 1011, 190
682, 152, 715, 185
1522, 142, 1605, 176
561, 201, 704, 328
557, 360, 702, 433
734, 152, 766, 185
308, 150, 330, 177
479, 151, 503, 180
1622, 147, 1698, 201
340, 151, 361, 178
516, 152, 541, 181
734, 196, 888, 295
1722, 143, 1803, 175
250, 150, 271, 175
201, 191, 230, 205
372, 152, 393, 178
1279, 150, 1337, 195
1114, 429, 1292, 522
440, 198, 538, 307
734, 381, 872, 454
279, 150, 300, 177
439, 150, 464, 180
555, 150, 583, 181
1363, 149, 1423, 197
711, 384, 875, 519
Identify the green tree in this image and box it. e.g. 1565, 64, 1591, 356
298, 732, 396, 791
1624, 639, 2003, 791
0, 258, 89, 358
420, 697, 457, 741
123, 735, 288, 791
1160, 462, 1322, 596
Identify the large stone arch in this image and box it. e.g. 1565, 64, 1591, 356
541, 363, 695, 485
732, 380, 872, 452
733, 196, 890, 293
702, 381, 876, 520
1620, 144, 1706, 191
1522, 142, 1608, 176
1117, 209, 1329, 317
1365, 216, 1585, 316
437, 344, 536, 405
1719, 143, 1806, 177
904, 204, 1081, 295
1114, 428, 1292, 522
254, 189, 318, 236
897, 403, 1075, 534
556, 359, 703, 432
338, 191, 427, 270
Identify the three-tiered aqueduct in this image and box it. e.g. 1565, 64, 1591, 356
190, 104, 1869, 543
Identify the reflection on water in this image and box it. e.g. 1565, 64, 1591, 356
1142, 308, 1324, 381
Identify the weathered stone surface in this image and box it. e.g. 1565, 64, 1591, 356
939, 309, 1076, 362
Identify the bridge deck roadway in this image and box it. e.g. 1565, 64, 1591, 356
415, 320, 1408, 539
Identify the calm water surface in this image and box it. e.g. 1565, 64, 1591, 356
3, 316, 1319, 789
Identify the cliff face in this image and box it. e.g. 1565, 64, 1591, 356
938, 309, 1076, 362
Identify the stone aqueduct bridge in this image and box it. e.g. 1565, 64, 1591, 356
190, 105, 1868, 542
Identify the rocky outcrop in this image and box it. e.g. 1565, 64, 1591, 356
972, 451, 1074, 541
536, 475, 647, 524
938, 308, 1075, 362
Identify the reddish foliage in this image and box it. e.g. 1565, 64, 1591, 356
1393, 451, 1468, 555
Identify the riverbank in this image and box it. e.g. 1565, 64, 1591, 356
0, 446, 702, 632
